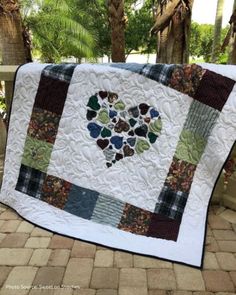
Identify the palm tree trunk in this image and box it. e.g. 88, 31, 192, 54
108, 0, 125, 62
152, 0, 194, 64
227, 0, 236, 64
0, 0, 27, 65
211, 0, 225, 63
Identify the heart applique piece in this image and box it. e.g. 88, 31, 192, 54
86, 91, 162, 167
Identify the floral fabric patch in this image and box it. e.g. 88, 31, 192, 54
194, 69, 235, 111
155, 186, 188, 220
168, 64, 205, 97
86, 91, 162, 167
22, 136, 53, 173
118, 203, 152, 235
28, 107, 61, 144
175, 129, 207, 165
16, 164, 46, 199
41, 175, 71, 209
64, 185, 99, 219
165, 157, 196, 193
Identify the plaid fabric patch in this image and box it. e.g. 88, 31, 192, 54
141, 64, 176, 85
43, 64, 77, 83
16, 164, 46, 199
155, 186, 188, 220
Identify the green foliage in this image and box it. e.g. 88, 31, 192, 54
23, 0, 96, 62
0, 96, 6, 112
125, 0, 156, 57
190, 22, 229, 63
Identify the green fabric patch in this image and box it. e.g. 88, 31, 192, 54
22, 136, 53, 173
175, 130, 207, 165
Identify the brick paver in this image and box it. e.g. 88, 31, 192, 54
134, 255, 172, 268
0, 266, 12, 287
147, 269, 176, 290
63, 258, 93, 288
203, 252, 220, 269
230, 271, 236, 287
29, 249, 52, 266
0, 233, 29, 248
114, 251, 133, 268
49, 235, 74, 249
213, 230, 236, 240
30, 227, 53, 237
208, 215, 232, 229
0, 209, 20, 220
71, 240, 96, 258
16, 221, 34, 233
48, 249, 70, 266
215, 252, 236, 270
174, 265, 205, 291
0, 204, 235, 294
33, 266, 65, 286
96, 290, 117, 295
94, 250, 114, 267
25, 237, 51, 248
202, 270, 235, 292
218, 240, 236, 252
0, 248, 33, 265
0, 220, 21, 233
90, 267, 119, 289
1, 266, 38, 295
119, 267, 148, 295
73, 289, 96, 295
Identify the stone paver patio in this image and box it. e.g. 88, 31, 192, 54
0, 203, 235, 295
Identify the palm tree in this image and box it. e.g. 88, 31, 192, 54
150, 0, 194, 64
211, 0, 225, 63
227, 0, 236, 64
108, 0, 126, 62
0, 0, 27, 64
24, 0, 95, 62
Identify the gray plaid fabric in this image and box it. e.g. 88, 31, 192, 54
141, 64, 176, 85
43, 64, 77, 83
110, 63, 176, 86
155, 186, 188, 220
184, 100, 220, 139
16, 164, 46, 199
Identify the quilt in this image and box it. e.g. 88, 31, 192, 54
0, 62, 236, 268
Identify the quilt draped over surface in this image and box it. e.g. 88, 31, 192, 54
1, 62, 236, 268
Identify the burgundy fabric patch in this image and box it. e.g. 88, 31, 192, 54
34, 74, 69, 115
147, 213, 181, 241
194, 70, 235, 111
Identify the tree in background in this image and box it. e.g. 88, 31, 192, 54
150, 0, 194, 63
125, 0, 156, 59
211, 0, 225, 63
226, 0, 236, 64
190, 22, 228, 63
108, 0, 126, 62
0, 0, 27, 64
24, 0, 95, 63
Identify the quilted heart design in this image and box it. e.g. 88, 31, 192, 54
86, 91, 162, 167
